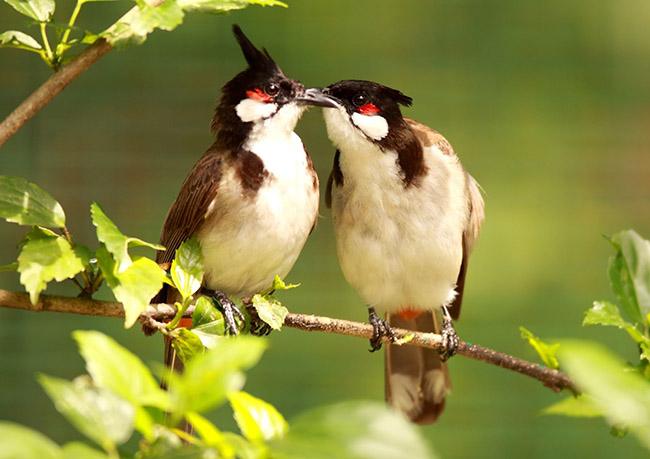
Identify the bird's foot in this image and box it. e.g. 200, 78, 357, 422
245, 304, 273, 337
368, 307, 395, 352
438, 306, 459, 362
212, 291, 245, 335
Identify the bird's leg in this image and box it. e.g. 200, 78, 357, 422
212, 291, 245, 335
438, 305, 459, 361
368, 307, 395, 352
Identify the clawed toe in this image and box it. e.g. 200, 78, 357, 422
212, 291, 244, 335
368, 307, 395, 352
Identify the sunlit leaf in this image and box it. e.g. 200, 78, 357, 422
584, 301, 646, 343
229, 391, 288, 442
519, 326, 559, 369
73, 330, 169, 410
558, 340, 650, 451
185, 411, 236, 458
0, 30, 42, 51
540, 394, 603, 418
91, 202, 163, 274
0, 176, 65, 227
270, 275, 300, 291
252, 294, 288, 330
274, 401, 436, 459
61, 442, 109, 459
96, 245, 168, 328
608, 230, 650, 325
171, 236, 203, 300
18, 229, 88, 304
38, 374, 134, 451
177, 0, 287, 14
192, 296, 222, 327
3, 0, 55, 21
170, 327, 204, 363
0, 421, 61, 459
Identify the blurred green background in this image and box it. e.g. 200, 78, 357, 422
1, 0, 650, 457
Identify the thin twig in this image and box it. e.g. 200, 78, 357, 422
0, 288, 576, 393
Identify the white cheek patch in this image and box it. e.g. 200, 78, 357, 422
236, 98, 278, 123
351, 112, 389, 141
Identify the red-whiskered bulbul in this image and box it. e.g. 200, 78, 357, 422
321, 80, 484, 424
151, 26, 337, 367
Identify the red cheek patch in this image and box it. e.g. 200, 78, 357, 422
246, 88, 273, 103
358, 103, 380, 115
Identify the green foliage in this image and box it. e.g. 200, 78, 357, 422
0, 331, 433, 457
519, 326, 559, 369
1, 0, 286, 69
524, 230, 650, 452
0, 176, 65, 228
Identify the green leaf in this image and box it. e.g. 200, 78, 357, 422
96, 245, 168, 328
558, 340, 650, 451
170, 327, 205, 363
221, 432, 263, 459
0, 30, 43, 51
519, 326, 559, 369
174, 337, 267, 414
192, 296, 222, 327
608, 230, 650, 325
73, 330, 169, 410
274, 401, 436, 459
540, 394, 603, 418
18, 229, 88, 304
171, 236, 203, 300
177, 0, 287, 14
584, 300, 646, 343
185, 411, 236, 458
91, 202, 163, 274
0, 176, 65, 227
0, 421, 61, 459
3, 0, 55, 21
229, 391, 288, 443
270, 275, 300, 291
61, 442, 109, 459
252, 294, 288, 330
38, 374, 134, 451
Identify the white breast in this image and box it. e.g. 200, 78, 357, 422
198, 122, 318, 298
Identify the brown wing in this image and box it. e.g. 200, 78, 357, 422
157, 148, 224, 265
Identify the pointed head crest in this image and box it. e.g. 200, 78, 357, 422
232, 25, 280, 73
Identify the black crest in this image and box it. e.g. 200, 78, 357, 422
232, 25, 280, 73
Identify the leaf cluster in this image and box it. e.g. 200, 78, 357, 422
522, 230, 650, 452
1, 0, 286, 70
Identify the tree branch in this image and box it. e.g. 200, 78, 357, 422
0, 288, 575, 393
0, 0, 167, 149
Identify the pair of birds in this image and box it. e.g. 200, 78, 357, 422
155, 25, 484, 425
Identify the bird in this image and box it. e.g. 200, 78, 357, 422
150, 25, 338, 372
321, 79, 484, 424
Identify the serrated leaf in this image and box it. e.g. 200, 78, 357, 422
174, 337, 267, 414
0, 30, 43, 51
252, 294, 288, 330
18, 231, 87, 304
540, 394, 603, 418
274, 401, 436, 459
271, 275, 300, 291
0, 176, 65, 227
185, 411, 236, 457
520, 326, 559, 369
192, 296, 222, 327
38, 374, 134, 451
73, 330, 169, 410
584, 300, 646, 343
177, 0, 287, 14
608, 230, 650, 326
171, 237, 203, 300
170, 327, 204, 363
229, 391, 287, 442
0, 421, 61, 459
558, 340, 650, 451
91, 203, 163, 274
96, 245, 167, 328
4, 0, 55, 21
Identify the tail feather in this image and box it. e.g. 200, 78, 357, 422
385, 311, 450, 425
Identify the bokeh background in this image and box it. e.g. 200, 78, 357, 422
1, 1, 650, 457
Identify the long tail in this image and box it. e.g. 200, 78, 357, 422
385, 311, 450, 424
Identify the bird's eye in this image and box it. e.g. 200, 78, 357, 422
352, 93, 366, 107
264, 83, 279, 97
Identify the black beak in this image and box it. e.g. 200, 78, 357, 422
295, 88, 340, 108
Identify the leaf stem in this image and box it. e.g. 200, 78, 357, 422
61, 0, 85, 46
166, 299, 191, 330
39, 23, 55, 67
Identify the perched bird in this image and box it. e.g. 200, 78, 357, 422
322, 80, 484, 424
152, 25, 337, 368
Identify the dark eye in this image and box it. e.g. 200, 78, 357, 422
264, 83, 279, 97
352, 93, 366, 107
